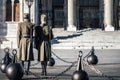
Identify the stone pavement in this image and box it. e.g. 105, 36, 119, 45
1, 28, 120, 49
0, 49, 120, 80
0, 27, 120, 80
52, 28, 120, 49
0, 64, 120, 80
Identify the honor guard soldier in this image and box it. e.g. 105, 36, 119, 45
17, 13, 34, 75
35, 14, 52, 76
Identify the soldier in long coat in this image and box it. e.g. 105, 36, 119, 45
35, 14, 51, 76
17, 13, 34, 75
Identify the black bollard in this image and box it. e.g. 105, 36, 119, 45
6, 49, 24, 80
87, 46, 98, 65
0, 47, 12, 73
72, 51, 89, 80
47, 57, 55, 66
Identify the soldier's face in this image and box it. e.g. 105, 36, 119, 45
41, 17, 46, 23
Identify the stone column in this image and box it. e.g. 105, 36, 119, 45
11, 0, 14, 22
104, 0, 114, 31
67, 0, 77, 31
47, 0, 52, 26
99, 0, 103, 30
3, 0, 6, 22
20, 0, 23, 22
34, 0, 39, 26
64, 0, 67, 30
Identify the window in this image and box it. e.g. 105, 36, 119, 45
52, 0, 64, 28
79, 0, 99, 28
6, 0, 20, 21
54, 9, 64, 27
6, 0, 12, 21
79, 0, 99, 7
52, 0, 64, 6
14, 0, 20, 21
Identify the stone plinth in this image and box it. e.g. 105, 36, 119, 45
67, 25, 77, 31
105, 25, 114, 31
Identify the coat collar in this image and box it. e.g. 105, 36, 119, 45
40, 23, 47, 27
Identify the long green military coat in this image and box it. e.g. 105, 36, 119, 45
17, 21, 34, 61
35, 24, 51, 62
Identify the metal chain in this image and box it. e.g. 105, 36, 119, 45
48, 51, 77, 79
30, 61, 40, 67
27, 62, 76, 80
52, 51, 77, 63
83, 60, 115, 80
83, 49, 92, 59
52, 62, 76, 80
8, 49, 117, 80
26, 51, 77, 80
6, 49, 77, 80
28, 71, 41, 79
83, 49, 116, 80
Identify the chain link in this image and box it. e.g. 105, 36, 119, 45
52, 51, 77, 64
52, 62, 76, 80
83, 50, 116, 80
27, 62, 76, 80
30, 61, 40, 67
83, 60, 116, 80
6, 49, 76, 80
13, 49, 117, 80
26, 51, 77, 80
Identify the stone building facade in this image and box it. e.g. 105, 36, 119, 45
2, 0, 120, 31
0, 0, 120, 48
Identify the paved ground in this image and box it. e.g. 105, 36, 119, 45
2, 28, 120, 49
52, 28, 120, 49
1, 63, 120, 80
1, 25, 120, 80
0, 49, 120, 80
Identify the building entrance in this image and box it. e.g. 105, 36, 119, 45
52, 0, 64, 28
53, 8, 64, 28
79, 7, 99, 29
78, 0, 99, 30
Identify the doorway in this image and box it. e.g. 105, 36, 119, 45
79, 7, 99, 29
78, 0, 99, 30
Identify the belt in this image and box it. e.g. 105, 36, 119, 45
22, 36, 30, 38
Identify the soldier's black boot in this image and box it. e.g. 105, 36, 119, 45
21, 61, 24, 67
41, 61, 47, 76
44, 65, 47, 76
44, 61, 47, 76
41, 65, 44, 75
21, 61, 26, 74
26, 61, 31, 75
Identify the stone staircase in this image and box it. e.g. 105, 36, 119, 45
1, 26, 120, 49
0, 22, 18, 49
52, 28, 120, 49
1, 27, 120, 66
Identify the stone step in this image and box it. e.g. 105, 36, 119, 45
51, 49, 120, 66
1, 39, 120, 49
51, 28, 120, 49
52, 41, 120, 49
0, 37, 17, 49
